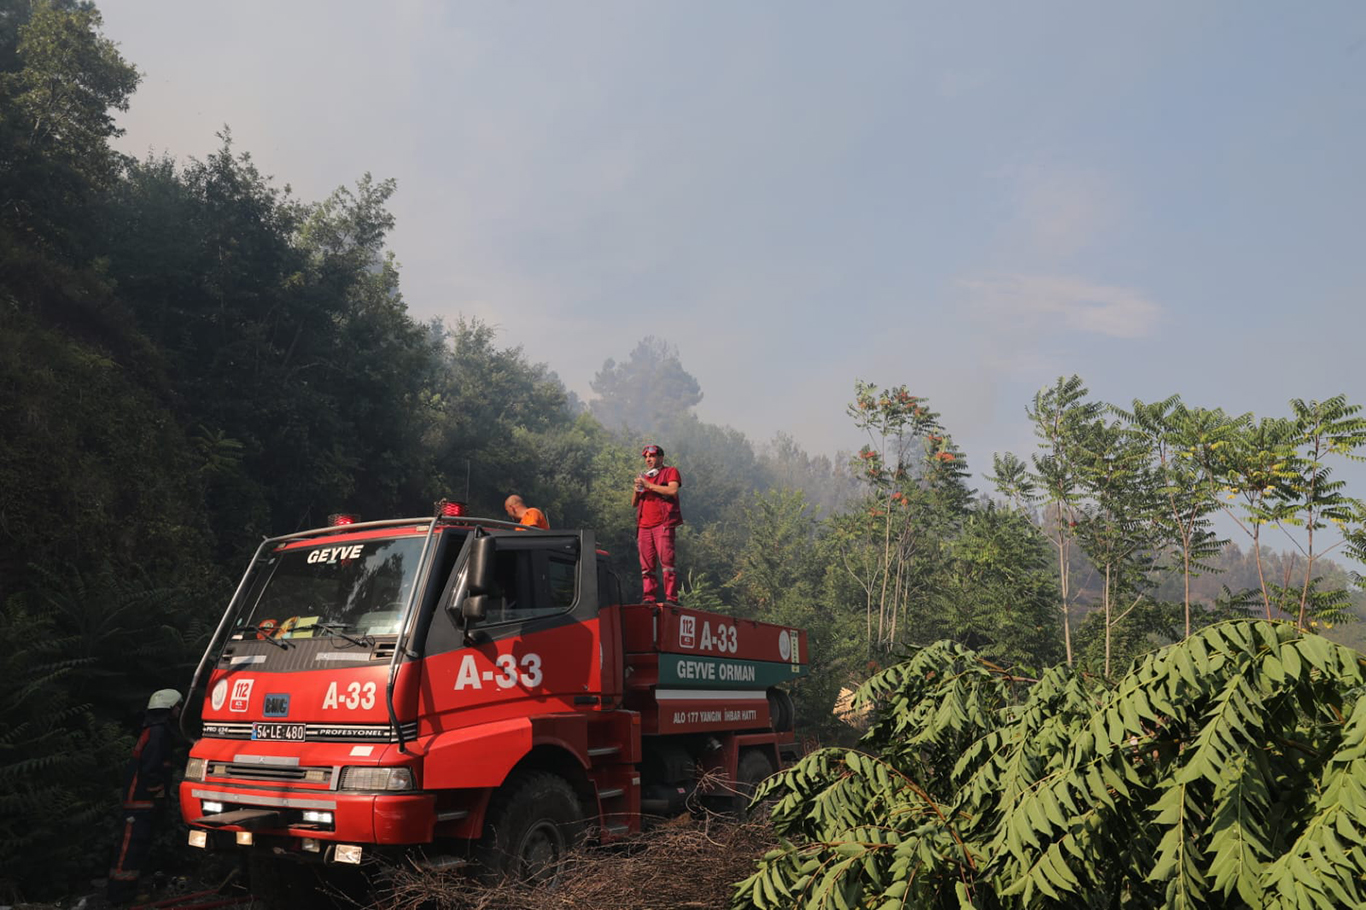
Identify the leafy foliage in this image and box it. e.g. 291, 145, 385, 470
0, 0, 138, 253
1008, 375, 1105, 666
926, 504, 1064, 669
0, 594, 129, 900
590, 335, 703, 434
1118, 399, 1233, 639
1279, 397, 1366, 628
736, 621, 1366, 909
841, 382, 970, 655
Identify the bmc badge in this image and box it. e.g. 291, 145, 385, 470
679, 615, 696, 648
263, 693, 290, 717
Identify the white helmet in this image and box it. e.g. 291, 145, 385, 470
147, 689, 183, 710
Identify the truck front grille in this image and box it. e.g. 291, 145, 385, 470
208, 762, 333, 785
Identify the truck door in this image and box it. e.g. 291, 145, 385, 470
421, 532, 606, 721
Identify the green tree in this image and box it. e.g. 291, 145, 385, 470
423, 317, 581, 515
1280, 396, 1366, 629
994, 375, 1104, 666
0, 308, 216, 603
726, 489, 823, 616
1202, 416, 1299, 620
758, 431, 860, 516
1119, 399, 1233, 638
737, 621, 1366, 910
842, 381, 962, 653
724, 489, 858, 739
930, 502, 1064, 669
0, 0, 138, 255
589, 336, 702, 434
0, 596, 128, 900
1073, 417, 1162, 676
293, 173, 436, 517
101, 137, 346, 539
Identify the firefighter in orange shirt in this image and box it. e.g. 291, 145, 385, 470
504, 494, 549, 529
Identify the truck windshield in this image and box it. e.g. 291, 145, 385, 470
235, 535, 427, 640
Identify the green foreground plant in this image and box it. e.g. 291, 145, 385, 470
735, 620, 1366, 909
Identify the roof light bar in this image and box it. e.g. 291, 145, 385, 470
328, 513, 358, 526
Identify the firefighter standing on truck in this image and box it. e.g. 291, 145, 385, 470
632, 443, 683, 604
108, 689, 182, 905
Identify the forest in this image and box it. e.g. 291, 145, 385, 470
3, 1, 1366, 904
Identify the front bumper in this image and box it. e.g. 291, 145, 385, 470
180, 780, 436, 845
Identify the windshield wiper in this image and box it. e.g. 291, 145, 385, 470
235, 626, 292, 649
314, 621, 374, 648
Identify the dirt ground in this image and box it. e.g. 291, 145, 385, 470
14, 815, 774, 910
369, 815, 777, 910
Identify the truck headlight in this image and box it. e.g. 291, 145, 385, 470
185, 758, 207, 782
338, 767, 414, 791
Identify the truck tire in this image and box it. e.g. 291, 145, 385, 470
735, 748, 777, 817
702, 749, 777, 819
767, 688, 795, 732
475, 770, 586, 885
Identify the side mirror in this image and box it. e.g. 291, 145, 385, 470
467, 536, 496, 595
449, 536, 499, 629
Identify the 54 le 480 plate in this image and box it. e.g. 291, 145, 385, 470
251, 722, 306, 741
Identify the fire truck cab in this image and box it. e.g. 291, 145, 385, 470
179, 505, 806, 888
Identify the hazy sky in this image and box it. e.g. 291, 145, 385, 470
100, 2, 1364, 487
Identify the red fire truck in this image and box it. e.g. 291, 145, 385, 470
178, 503, 806, 893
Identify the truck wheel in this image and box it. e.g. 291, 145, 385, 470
734, 749, 777, 818
476, 771, 586, 886
766, 688, 795, 732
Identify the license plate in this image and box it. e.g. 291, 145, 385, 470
252, 722, 306, 742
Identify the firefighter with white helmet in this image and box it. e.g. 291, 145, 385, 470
107, 689, 182, 904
